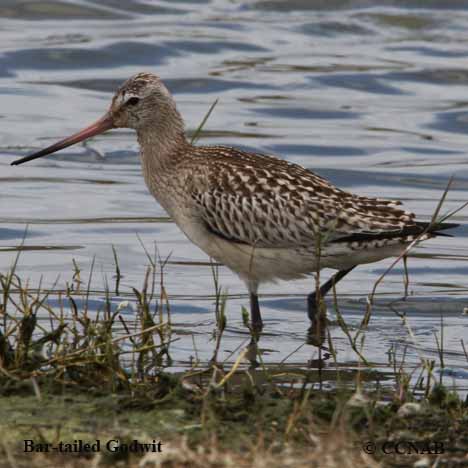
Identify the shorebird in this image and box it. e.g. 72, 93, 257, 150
12, 72, 457, 334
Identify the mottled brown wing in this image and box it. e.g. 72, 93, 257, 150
187, 146, 416, 248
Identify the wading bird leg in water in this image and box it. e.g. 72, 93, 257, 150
307, 266, 356, 346
246, 285, 263, 367
249, 293, 262, 332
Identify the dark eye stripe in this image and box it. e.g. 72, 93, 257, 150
126, 97, 140, 106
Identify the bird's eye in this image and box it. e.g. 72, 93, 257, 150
126, 97, 140, 106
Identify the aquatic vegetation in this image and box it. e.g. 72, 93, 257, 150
0, 234, 467, 467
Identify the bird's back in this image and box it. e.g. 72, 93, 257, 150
179, 145, 424, 250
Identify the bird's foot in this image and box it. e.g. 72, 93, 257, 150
307, 294, 328, 347
246, 337, 260, 368
251, 318, 263, 335
306, 323, 327, 347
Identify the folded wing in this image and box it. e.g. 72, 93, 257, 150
187, 147, 418, 248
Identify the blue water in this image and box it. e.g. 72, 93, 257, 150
0, 0, 467, 393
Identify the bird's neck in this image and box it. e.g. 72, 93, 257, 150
136, 112, 191, 212
136, 112, 189, 174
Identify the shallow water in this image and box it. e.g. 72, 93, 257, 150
0, 0, 467, 393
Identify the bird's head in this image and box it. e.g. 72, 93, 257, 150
11, 72, 183, 166
110, 72, 178, 130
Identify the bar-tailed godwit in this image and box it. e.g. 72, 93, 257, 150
11, 72, 457, 332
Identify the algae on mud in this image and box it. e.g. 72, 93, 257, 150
0, 374, 467, 467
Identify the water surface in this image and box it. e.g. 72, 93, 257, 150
0, 0, 467, 394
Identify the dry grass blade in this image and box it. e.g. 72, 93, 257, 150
430, 175, 454, 224
190, 98, 219, 144
366, 177, 462, 314
46, 322, 170, 365
111, 244, 122, 295
0, 239, 466, 468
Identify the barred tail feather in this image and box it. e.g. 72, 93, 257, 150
332, 221, 458, 244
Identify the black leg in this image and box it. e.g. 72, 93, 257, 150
246, 292, 263, 368
306, 267, 355, 346
250, 292, 263, 332
307, 267, 355, 322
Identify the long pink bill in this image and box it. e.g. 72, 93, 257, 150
11, 113, 114, 166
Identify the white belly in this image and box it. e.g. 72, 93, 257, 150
171, 213, 409, 284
